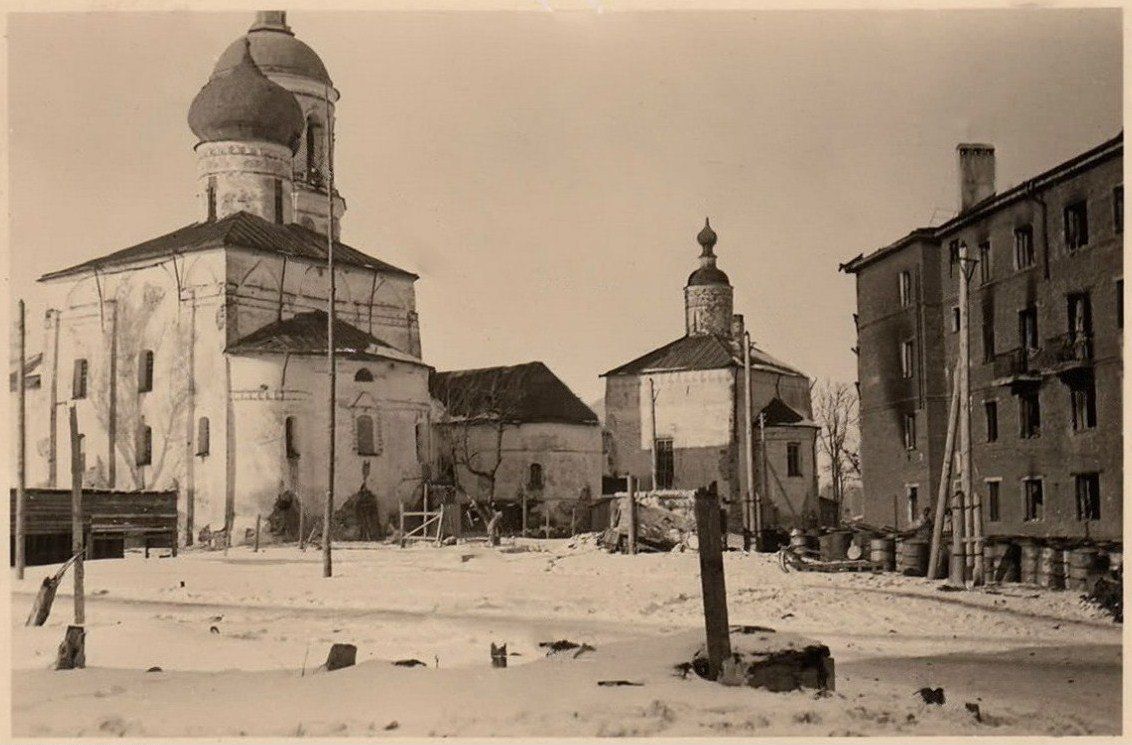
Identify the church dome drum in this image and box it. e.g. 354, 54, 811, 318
188, 38, 304, 152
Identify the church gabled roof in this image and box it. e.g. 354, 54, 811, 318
38, 211, 417, 282
758, 397, 816, 427
601, 334, 808, 379
225, 309, 426, 366
430, 362, 598, 426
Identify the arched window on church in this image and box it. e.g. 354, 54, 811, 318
285, 416, 299, 459
306, 117, 323, 182
356, 415, 376, 456
354, 368, 373, 382
206, 176, 217, 222
528, 463, 544, 491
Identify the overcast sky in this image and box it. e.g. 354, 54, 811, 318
7, 7, 1122, 404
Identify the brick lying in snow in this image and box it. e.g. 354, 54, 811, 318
691, 625, 834, 692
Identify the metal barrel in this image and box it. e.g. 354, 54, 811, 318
897, 539, 930, 577
818, 531, 852, 561
869, 538, 895, 571
1038, 545, 1066, 590
1066, 547, 1100, 591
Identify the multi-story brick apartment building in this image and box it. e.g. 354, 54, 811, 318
842, 133, 1122, 541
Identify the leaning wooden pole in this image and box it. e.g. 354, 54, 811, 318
625, 475, 637, 555
322, 83, 336, 579
16, 299, 27, 579
926, 364, 960, 580
69, 405, 85, 626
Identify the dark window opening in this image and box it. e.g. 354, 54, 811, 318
950, 307, 960, 333
654, 437, 674, 490
273, 179, 284, 224
207, 176, 217, 222
138, 349, 154, 393
354, 368, 374, 382
528, 463, 544, 490
900, 340, 914, 379
978, 241, 992, 284
1018, 307, 1039, 351
898, 271, 912, 307
1070, 378, 1097, 431
986, 481, 1001, 522
1023, 478, 1043, 522
984, 400, 998, 442
196, 417, 210, 456
1114, 186, 1123, 234
306, 119, 322, 177
786, 442, 802, 477
1064, 200, 1089, 251
902, 412, 916, 451
1014, 226, 1035, 269
72, 358, 88, 399
906, 485, 918, 524
1067, 292, 1093, 343
285, 416, 299, 459
1019, 390, 1040, 439
136, 423, 152, 466
1075, 473, 1101, 521
982, 312, 996, 363
356, 415, 376, 456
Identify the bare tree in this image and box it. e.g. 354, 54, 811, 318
811, 379, 860, 515
432, 370, 527, 545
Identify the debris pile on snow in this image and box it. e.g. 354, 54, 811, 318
692, 625, 834, 693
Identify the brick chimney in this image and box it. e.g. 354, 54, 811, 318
957, 143, 996, 212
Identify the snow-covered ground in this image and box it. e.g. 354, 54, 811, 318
9, 538, 1122, 737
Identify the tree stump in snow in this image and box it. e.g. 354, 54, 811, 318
691, 626, 834, 692
325, 643, 357, 671
55, 625, 86, 670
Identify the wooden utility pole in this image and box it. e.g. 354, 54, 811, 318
625, 475, 637, 555
958, 242, 979, 584
692, 485, 731, 680
69, 406, 85, 626
756, 412, 766, 539
16, 299, 27, 579
927, 367, 960, 580
648, 378, 658, 490
323, 84, 336, 579
47, 309, 60, 486
742, 331, 756, 551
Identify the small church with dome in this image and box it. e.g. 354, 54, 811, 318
23, 12, 433, 545
601, 220, 822, 534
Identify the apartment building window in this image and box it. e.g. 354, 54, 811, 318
900, 340, 915, 379
982, 311, 996, 363
1114, 186, 1123, 234
138, 350, 154, 393
654, 438, 674, 489
902, 412, 917, 451
196, 417, 210, 456
1023, 478, 1043, 521
950, 307, 960, 333
72, 358, 88, 399
136, 422, 152, 467
1019, 390, 1041, 438
1014, 226, 1035, 269
986, 480, 1001, 522
356, 415, 377, 455
984, 400, 998, 442
285, 416, 299, 459
1070, 378, 1097, 431
1018, 307, 1039, 351
898, 271, 912, 307
786, 442, 802, 477
978, 241, 992, 284
906, 485, 918, 524
1075, 473, 1101, 521
1064, 200, 1089, 251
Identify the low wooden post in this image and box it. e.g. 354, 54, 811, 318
398, 502, 405, 548
693, 485, 731, 681
521, 490, 528, 536
543, 500, 551, 539
626, 475, 637, 555
254, 514, 261, 552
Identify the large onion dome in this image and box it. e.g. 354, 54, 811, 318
187, 38, 304, 152
212, 12, 332, 86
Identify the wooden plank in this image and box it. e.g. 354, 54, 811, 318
693, 486, 731, 681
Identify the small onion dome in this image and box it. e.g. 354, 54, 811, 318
697, 217, 718, 251
188, 38, 304, 153
687, 217, 730, 285
212, 12, 332, 86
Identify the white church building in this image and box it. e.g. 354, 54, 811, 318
20, 12, 433, 544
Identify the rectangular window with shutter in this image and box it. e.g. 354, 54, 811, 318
985, 480, 1001, 521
